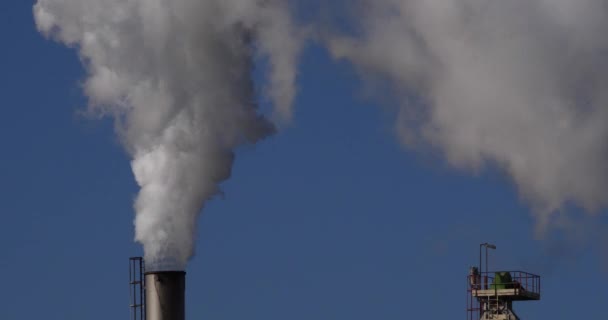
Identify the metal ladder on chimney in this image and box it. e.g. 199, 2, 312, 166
129, 257, 146, 320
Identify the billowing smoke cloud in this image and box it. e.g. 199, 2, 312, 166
34, 0, 301, 271
34, 0, 608, 269
327, 0, 608, 231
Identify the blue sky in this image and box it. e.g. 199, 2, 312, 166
1, 1, 607, 319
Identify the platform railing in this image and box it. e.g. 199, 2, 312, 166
468, 271, 540, 295
467, 270, 541, 320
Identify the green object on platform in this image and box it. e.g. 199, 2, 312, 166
491, 272, 513, 289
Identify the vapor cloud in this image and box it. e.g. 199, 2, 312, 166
34, 0, 608, 269
34, 0, 301, 270
327, 0, 608, 231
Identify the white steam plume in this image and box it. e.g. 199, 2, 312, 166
327, 0, 608, 231
34, 0, 301, 271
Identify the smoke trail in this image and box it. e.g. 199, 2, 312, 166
327, 0, 608, 231
34, 0, 301, 271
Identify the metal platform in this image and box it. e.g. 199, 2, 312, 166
472, 288, 540, 301
467, 271, 541, 320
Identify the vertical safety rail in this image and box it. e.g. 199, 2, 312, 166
130, 257, 145, 320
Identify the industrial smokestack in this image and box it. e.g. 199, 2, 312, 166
145, 271, 186, 320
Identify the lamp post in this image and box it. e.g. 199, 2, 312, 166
486, 243, 496, 273
479, 243, 496, 289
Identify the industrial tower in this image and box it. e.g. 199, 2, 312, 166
467, 244, 540, 320
130, 257, 186, 320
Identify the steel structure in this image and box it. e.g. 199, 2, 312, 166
130, 257, 146, 320
129, 257, 186, 320
467, 248, 540, 319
